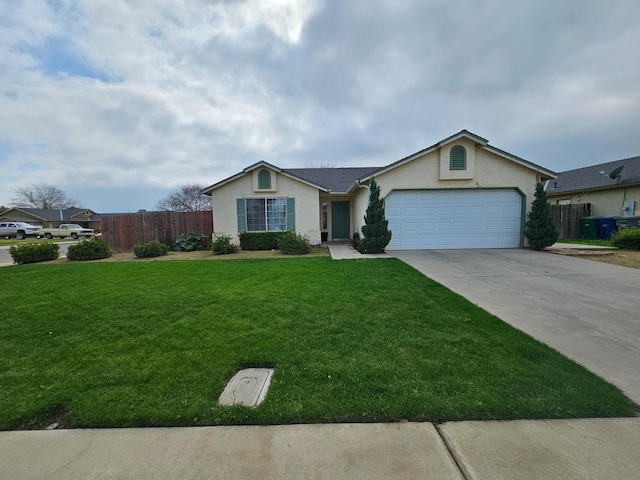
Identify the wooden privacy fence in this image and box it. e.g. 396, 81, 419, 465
101, 211, 214, 252
550, 203, 591, 239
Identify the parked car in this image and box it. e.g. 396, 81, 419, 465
39, 224, 95, 240
0, 221, 42, 239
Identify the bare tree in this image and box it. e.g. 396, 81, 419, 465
155, 183, 212, 212
11, 184, 80, 209
306, 163, 336, 168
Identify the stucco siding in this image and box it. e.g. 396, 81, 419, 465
371, 145, 538, 213
211, 169, 321, 243
548, 186, 640, 217
352, 187, 370, 236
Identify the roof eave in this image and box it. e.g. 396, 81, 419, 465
547, 179, 640, 196
9, 208, 49, 221
479, 145, 557, 179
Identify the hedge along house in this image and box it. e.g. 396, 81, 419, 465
202, 130, 557, 250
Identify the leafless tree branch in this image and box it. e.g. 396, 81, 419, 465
11, 184, 81, 209
155, 183, 212, 212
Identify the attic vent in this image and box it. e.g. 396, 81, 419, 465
450, 145, 467, 170
258, 169, 272, 189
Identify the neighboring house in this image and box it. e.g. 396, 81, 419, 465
202, 130, 556, 250
0, 208, 102, 230
546, 156, 640, 217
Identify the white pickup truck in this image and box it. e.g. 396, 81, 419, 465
39, 224, 95, 240
0, 221, 42, 239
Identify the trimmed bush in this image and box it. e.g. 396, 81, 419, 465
9, 242, 59, 265
133, 240, 170, 258
212, 235, 238, 255
611, 226, 640, 250
66, 238, 112, 261
174, 233, 206, 251
277, 231, 311, 255
238, 231, 287, 251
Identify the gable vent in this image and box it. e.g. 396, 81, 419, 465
450, 145, 467, 170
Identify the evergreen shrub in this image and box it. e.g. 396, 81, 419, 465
133, 240, 170, 258
212, 235, 238, 255
238, 231, 287, 250
611, 226, 640, 250
360, 178, 392, 253
9, 242, 59, 265
67, 238, 112, 261
277, 231, 311, 255
524, 182, 559, 250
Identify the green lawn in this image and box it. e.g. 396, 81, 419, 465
0, 258, 634, 430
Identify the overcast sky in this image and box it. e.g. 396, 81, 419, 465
1, 0, 639, 212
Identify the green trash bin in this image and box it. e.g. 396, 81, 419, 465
580, 216, 599, 240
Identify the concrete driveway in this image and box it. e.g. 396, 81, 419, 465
394, 249, 640, 405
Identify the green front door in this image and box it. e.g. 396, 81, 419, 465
332, 201, 350, 240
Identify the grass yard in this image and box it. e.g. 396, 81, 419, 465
0, 258, 635, 430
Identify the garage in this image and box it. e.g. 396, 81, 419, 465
385, 189, 523, 250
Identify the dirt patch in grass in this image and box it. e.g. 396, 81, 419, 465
547, 248, 640, 269
15, 404, 72, 431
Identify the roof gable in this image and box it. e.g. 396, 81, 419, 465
202, 162, 355, 194
547, 155, 640, 195
358, 130, 556, 182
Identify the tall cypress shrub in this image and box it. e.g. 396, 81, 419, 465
361, 178, 392, 253
525, 182, 559, 250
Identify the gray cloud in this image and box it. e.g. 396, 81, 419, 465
1, 0, 639, 211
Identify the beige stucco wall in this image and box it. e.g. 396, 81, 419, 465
319, 193, 365, 241
210, 168, 321, 244
352, 141, 543, 234
547, 186, 640, 217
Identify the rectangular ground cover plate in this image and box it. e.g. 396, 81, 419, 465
218, 368, 274, 407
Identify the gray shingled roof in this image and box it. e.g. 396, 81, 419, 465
4, 208, 101, 221
547, 156, 640, 195
283, 167, 380, 193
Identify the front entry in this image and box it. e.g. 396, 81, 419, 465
331, 201, 350, 240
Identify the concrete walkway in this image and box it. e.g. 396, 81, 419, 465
1, 419, 639, 479
327, 242, 395, 259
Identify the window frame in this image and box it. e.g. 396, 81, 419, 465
246, 197, 287, 232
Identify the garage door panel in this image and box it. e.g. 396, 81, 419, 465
386, 189, 522, 250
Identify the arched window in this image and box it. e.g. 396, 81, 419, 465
450, 145, 467, 170
258, 169, 271, 189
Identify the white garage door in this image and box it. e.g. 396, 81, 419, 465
385, 189, 522, 250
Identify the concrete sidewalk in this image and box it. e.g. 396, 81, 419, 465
1, 419, 639, 479
327, 242, 395, 259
